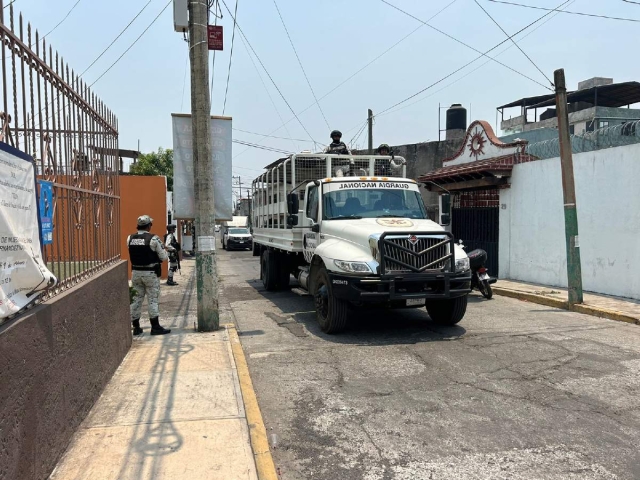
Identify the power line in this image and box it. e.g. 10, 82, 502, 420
487, 0, 640, 23
233, 127, 311, 143
381, 0, 550, 90
40, 0, 83, 43
375, 0, 570, 117
272, 0, 331, 130
3, 0, 17, 10
473, 0, 553, 86
219, 0, 319, 147
233, 164, 267, 172
378, 0, 574, 119
180, 53, 189, 112
90, 0, 172, 87
232, 0, 458, 160
236, 31, 300, 153
79, 0, 153, 77
222, 0, 238, 115
232, 139, 294, 154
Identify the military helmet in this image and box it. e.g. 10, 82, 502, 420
377, 143, 390, 154
137, 215, 153, 227
167, 224, 177, 231
330, 130, 342, 139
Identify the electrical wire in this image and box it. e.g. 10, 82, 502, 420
180, 53, 189, 112
79, 0, 153, 77
375, 0, 570, 117
232, 139, 294, 154
233, 127, 311, 143
90, 0, 172, 87
272, 0, 331, 130
222, 0, 238, 115
40, 0, 83, 42
237, 31, 300, 153
381, 0, 550, 90
219, 0, 319, 147
348, 120, 369, 148
377, 0, 574, 119
3, 0, 17, 10
473, 0, 553, 86
232, 0, 458, 160
233, 164, 267, 172
487, 0, 640, 23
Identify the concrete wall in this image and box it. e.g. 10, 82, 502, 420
499, 143, 640, 299
120, 175, 168, 279
0, 262, 131, 480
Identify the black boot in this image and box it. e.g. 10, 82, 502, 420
166, 279, 179, 286
150, 317, 171, 335
132, 319, 143, 336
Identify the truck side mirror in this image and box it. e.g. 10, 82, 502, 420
287, 192, 299, 215
440, 193, 451, 226
311, 223, 320, 233
287, 214, 298, 227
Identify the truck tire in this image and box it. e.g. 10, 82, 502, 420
252, 242, 260, 257
314, 268, 348, 334
426, 295, 468, 326
261, 249, 279, 291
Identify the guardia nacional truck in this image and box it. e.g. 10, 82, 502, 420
251, 153, 471, 334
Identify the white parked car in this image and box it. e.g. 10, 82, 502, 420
222, 227, 253, 251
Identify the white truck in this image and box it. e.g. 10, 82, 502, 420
251, 154, 471, 334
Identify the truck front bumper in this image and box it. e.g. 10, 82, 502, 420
227, 239, 252, 249
327, 271, 471, 304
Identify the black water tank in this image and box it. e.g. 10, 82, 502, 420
446, 104, 467, 132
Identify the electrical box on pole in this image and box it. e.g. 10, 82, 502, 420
173, 0, 188, 32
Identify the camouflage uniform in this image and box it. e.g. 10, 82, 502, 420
129, 231, 168, 320
164, 227, 179, 285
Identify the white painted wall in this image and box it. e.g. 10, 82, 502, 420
500, 143, 640, 300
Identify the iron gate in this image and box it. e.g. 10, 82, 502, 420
451, 190, 499, 277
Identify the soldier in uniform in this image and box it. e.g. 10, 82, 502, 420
164, 224, 180, 286
128, 215, 171, 336
324, 130, 351, 155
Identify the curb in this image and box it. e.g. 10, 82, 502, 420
226, 324, 279, 480
492, 287, 640, 326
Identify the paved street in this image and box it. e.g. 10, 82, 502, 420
219, 248, 640, 480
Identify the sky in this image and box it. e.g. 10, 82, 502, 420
8, 0, 640, 186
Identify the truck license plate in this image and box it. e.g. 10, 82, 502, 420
406, 299, 425, 307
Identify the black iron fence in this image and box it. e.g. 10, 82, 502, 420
0, 1, 120, 299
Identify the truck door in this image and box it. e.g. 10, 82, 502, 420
303, 184, 320, 263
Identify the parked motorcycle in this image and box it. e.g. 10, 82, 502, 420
459, 241, 497, 299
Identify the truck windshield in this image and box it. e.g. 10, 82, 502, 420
323, 188, 428, 220
229, 228, 249, 234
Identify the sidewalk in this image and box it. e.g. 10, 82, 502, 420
50, 259, 268, 480
493, 279, 640, 325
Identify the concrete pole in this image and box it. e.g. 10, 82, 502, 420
554, 68, 583, 305
189, 0, 219, 330
367, 109, 373, 152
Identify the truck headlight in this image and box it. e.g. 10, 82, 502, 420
455, 257, 470, 272
334, 260, 373, 274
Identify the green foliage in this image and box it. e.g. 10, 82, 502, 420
130, 148, 173, 191
129, 286, 137, 304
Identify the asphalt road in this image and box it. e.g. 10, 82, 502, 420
218, 248, 640, 480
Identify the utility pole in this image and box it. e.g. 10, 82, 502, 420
367, 109, 373, 152
189, 0, 218, 330
555, 68, 583, 305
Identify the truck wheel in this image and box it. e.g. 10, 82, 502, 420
261, 250, 279, 291
314, 268, 348, 334
426, 295, 468, 326
252, 242, 260, 257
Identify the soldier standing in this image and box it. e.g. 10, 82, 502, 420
164, 224, 180, 286
128, 215, 171, 336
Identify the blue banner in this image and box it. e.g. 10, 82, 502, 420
38, 180, 53, 245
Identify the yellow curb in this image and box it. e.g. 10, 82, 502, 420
225, 324, 279, 480
492, 287, 640, 326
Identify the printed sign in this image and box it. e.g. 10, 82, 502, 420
327, 181, 413, 191
38, 180, 53, 245
207, 25, 223, 50
172, 114, 233, 220
0, 142, 57, 320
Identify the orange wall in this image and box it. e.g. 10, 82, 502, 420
120, 176, 168, 280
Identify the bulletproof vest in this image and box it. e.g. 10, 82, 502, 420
164, 232, 179, 250
327, 141, 349, 154
128, 232, 160, 266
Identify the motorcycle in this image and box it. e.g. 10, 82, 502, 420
459, 241, 497, 299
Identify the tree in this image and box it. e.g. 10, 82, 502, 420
130, 148, 173, 191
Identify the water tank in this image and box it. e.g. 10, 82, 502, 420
446, 104, 467, 131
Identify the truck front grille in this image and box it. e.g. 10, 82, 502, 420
381, 235, 452, 273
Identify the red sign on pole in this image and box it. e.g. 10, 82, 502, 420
208, 25, 223, 51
